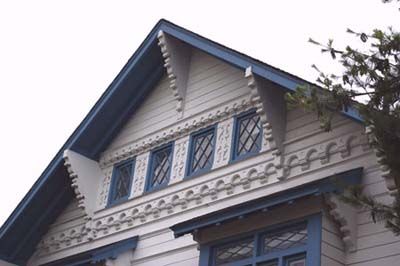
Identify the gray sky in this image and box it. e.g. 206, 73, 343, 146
0, 0, 398, 226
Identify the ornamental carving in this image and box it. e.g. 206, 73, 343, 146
213, 118, 233, 169
170, 136, 189, 184
131, 153, 149, 197
38, 131, 370, 256
100, 97, 252, 167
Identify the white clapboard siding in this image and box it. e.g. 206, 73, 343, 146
43, 198, 86, 236
108, 75, 177, 150
106, 49, 249, 152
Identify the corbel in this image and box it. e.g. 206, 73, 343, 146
245, 66, 287, 179
324, 193, 358, 252
63, 149, 105, 219
157, 30, 192, 117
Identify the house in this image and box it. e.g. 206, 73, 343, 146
0, 19, 398, 266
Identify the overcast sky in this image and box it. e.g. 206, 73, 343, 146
0, 1, 398, 226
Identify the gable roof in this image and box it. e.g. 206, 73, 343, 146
0, 19, 363, 264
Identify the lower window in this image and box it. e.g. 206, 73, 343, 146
200, 215, 320, 266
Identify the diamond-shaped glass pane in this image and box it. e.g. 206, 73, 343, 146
237, 113, 261, 157
191, 129, 214, 174
214, 238, 254, 265
111, 161, 134, 202
150, 145, 172, 189
262, 225, 308, 253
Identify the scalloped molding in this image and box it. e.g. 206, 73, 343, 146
365, 126, 398, 196
324, 193, 358, 252
37, 132, 369, 256
100, 97, 252, 167
157, 30, 191, 116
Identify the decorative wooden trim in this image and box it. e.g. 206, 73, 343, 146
100, 97, 252, 167
245, 67, 275, 152
38, 133, 369, 256
324, 193, 358, 252
63, 154, 88, 221
213, 118, 234, 169
157, 30, 192, 116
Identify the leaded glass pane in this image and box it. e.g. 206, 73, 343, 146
214, 238, 254, 265
150, 145, 172, 189
191, 129, 214, 174
262, 225, 307, 253
257, 260, 278, 266
237, 113, 261, 157
111, 160, 134, 203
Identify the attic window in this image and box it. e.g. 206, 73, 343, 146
146, 143, 173, 192
186, 125, 216, 177
231, 110, 262, 161
108, 159, 135, 206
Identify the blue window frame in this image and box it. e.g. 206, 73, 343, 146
108, 159, 135, 206
186, 125, 217, 177
199, 215, 321, 266
145, 142, 174, 192
231, 109, 262, 162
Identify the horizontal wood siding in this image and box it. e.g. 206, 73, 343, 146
105, 49, 249, 152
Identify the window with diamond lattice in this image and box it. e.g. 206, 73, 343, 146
187, 126, 216, 177
214, 238, 254, 265
108, 159, 135, 206
202, 216, 321, 266
232, 110, 262, 161
146, 143, 173, 191
262, 225, 308, 254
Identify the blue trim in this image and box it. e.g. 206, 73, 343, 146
185, 124, 217, 178
107, 158, 135, 207
230, 109, 262, 162
198, 214, 321, 266
144, 142, 174, 193
0, 19, 364, 264
171, 167, 362, 238
43, 236, 138, 266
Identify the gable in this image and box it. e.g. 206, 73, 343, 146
0, 19, 364, 265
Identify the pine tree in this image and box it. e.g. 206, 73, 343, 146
286, 1, 400, 235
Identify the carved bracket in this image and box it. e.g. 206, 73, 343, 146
245, 66, 287, 156
63, 149, 105, 219
157, 30, 192, 116
324, 193, 357, 252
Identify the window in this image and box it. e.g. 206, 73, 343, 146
186, 125, 216, 177
200, 215, 321, 266
231, 110, 262, 161
108, 159, 135, 206
145, 143, 174, 192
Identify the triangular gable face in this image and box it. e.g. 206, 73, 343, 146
1, 20, 371, 266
